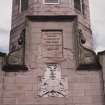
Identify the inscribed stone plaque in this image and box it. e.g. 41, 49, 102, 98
42, 30, 63, 57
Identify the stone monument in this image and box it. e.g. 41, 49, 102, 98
0, 0, 105, 105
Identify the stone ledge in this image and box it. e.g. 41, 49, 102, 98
0, 52, 6, 57
98, 50, 105, 55
77, 63, 102, 70
2, 64, 28, 72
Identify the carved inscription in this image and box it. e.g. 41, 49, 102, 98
42, 31, 63, 57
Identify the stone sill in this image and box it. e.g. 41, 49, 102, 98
2, 64, 28, 72
77, 63, 102, 70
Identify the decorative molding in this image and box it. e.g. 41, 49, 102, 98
2, 64, 28, 72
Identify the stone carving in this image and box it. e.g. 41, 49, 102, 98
39, 64, 68, 97
75, 29, 101, 69
18, 29, 25, 45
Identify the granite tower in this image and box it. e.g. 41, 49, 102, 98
0, 0, 105, 105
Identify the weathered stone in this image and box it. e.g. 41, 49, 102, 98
0, 0, 105, 105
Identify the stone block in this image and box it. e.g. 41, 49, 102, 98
73, 96, 92, 104
72, 82, 102, 90
70, 72, 102, 83
16, 83, 33, 91
91, 96, 104, 104
71, 89, 85, 96
4, 83, 16, 91
16, 75, 34, 84
3, 91, 16, 98
5, 76, 16, 84
34, 97, 66, 105
3, 98, 16, 105
85, 89, 103, 96
16, 96, 34, 105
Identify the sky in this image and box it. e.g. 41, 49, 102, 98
0, 0, 12, 52
89, 0, 105, 52
0, 0, 105, 53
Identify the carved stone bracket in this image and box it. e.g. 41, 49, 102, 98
75, 29, 101, 70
